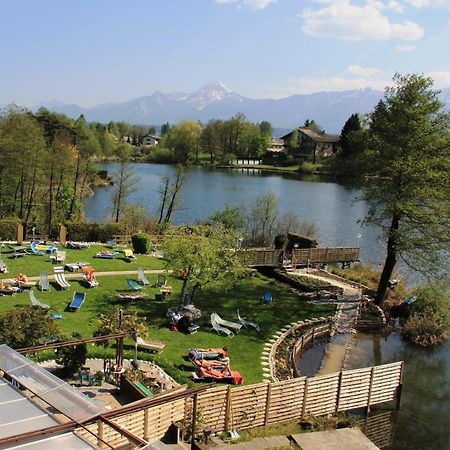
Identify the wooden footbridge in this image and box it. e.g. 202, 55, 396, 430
240, 246, 360, 267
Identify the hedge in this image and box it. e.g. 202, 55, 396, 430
0, 219, 20, 241
65, 222, 126, 243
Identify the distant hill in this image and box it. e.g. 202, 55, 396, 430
34, 82, 450, 134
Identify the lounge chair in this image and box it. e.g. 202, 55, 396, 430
236, 309, 260, 331
12, 248, 31, 258
135, 336, 165, 353
137, 266, 150, 286
210, 313, 234, 337
50, 250, 66, 264
55, 273, 71, 290
127, 279, 143, 291
29, 290, 50, 309
30, 241, 46, 256
96, 251, 120, 259
212, 312, 242, 333
39, 271, 50, 292
123, 248, 137, 262
106, 240, 117, 248
69, 291, 85, 311
156, 274, 167, 287
262, 291, 273, 304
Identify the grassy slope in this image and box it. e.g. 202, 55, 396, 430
0, 244, 335, 385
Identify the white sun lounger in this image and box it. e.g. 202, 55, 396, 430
137, 266, 150, 286
237, 309, 260, 331
212, 312, 242, 333
55, 273, 71, 290
29, 290, 50, 309
210, 313, 235, 337
39, 271, 50, 292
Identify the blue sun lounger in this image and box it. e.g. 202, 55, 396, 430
127, 279, 143, 291
69, 291, 86, 311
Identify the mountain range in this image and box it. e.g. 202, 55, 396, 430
33, 82, 450, 134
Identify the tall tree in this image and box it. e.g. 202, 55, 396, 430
340, 113, 362, 158
168, 120, 202, 164
246, 190, 279, 246
110, 143, 139, 223
360, 74, 450, 306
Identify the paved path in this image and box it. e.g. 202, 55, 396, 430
212, 435, 291, 449
25, 269, 169, 281
292, 428, 379, 450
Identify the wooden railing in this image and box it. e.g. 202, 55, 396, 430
77, 361, 403, 446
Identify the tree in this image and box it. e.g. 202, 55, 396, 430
259, 121, 272, 137
340, 113, 362, 158
0, 306, 60, 349
167, 120, 202, 164
96, 309, 148, 337
110, 143, 139, 223
209, 204, 245, 230
55, 332, 87, 375
161, 225, 245, 305
157, 165, 184, 226
359, 74, 450, 306
161, 122, 171, 136
245, 190, 279, 246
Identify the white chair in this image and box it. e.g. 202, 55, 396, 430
137, 266, 150, 285
212, 312, 242, 333
210, 313, 234, 337
29, 290, 50, 309
39, 271, 50, 292
237, 309, 260, 331
55, 273, 70, 290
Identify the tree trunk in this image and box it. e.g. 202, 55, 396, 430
181, 269, 191, 306
376, 214, 400, 306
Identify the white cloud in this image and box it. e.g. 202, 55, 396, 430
347, 64, 383, 77
427, 71, 450, 88
300, 0, 424, 41
395, 43, 416, 51
268, 76, 389, 97
386, 0, 405, 12
215, 0, 277, 9
405, 0, 450, 7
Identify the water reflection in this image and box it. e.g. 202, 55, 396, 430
347, 332, 450, 450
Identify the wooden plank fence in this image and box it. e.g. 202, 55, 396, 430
76, 361, 402, 447
240, 247, 360, 267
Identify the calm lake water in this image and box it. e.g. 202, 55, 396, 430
84, 163, 449, 450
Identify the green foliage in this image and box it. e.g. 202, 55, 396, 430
166, 120, 203, 164
0, 306, 60, 349
0, 219, 19, 240
95, 309, 148, 338
209, 204, 245, 230
55, 332, 87, 375
161, 225, 245, 303
65, 222, 126, 242
146, 147, 174, 163
132, 233, 151, 254
347, 74, 450, 304
403, 282, 450, 346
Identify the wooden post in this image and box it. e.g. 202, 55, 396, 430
335, 370, 343, 414
396, 361, 404, 410
17, 223, 23, 245
264, 383, 272, 426
224, 386, 232, 432
301, 378, 309, 418
191, 393, 198, 450
300, 336, 304, 356
97, 420, 104, 449
143, 407, 149, 440
59, 223, 67, 245
366, 366, 375, 415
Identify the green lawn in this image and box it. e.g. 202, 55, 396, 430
0, 245, 335, 385
0, 243, 165, 276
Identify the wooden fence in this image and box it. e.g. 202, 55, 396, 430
77, 361, 402, 447
240, 247, 359, 267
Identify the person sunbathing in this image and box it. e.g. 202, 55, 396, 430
17, 273, 28, 286
0, 282, 19, 292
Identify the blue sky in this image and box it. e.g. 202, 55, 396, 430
1, 0, 449, 107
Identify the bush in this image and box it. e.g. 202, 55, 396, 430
132, 233, 151, 254
402, 282, 449, 346
65, 222, 126, 242
146, 147, 174, 164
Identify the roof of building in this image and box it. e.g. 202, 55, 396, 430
280, 128, 340, 143
142, 134, 161, 140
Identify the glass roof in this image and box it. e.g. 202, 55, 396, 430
0, 345, 107, 422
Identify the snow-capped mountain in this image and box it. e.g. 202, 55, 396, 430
32, 84, 450, 133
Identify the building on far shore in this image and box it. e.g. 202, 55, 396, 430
265, 137, 287, 157
142, 134, 160, 147
281, 127, 340, 163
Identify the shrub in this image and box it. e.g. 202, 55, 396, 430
65, 222, 126, 242
402, 282, 449, 346
146, 147, 174, 164
132, 233, 151, 254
